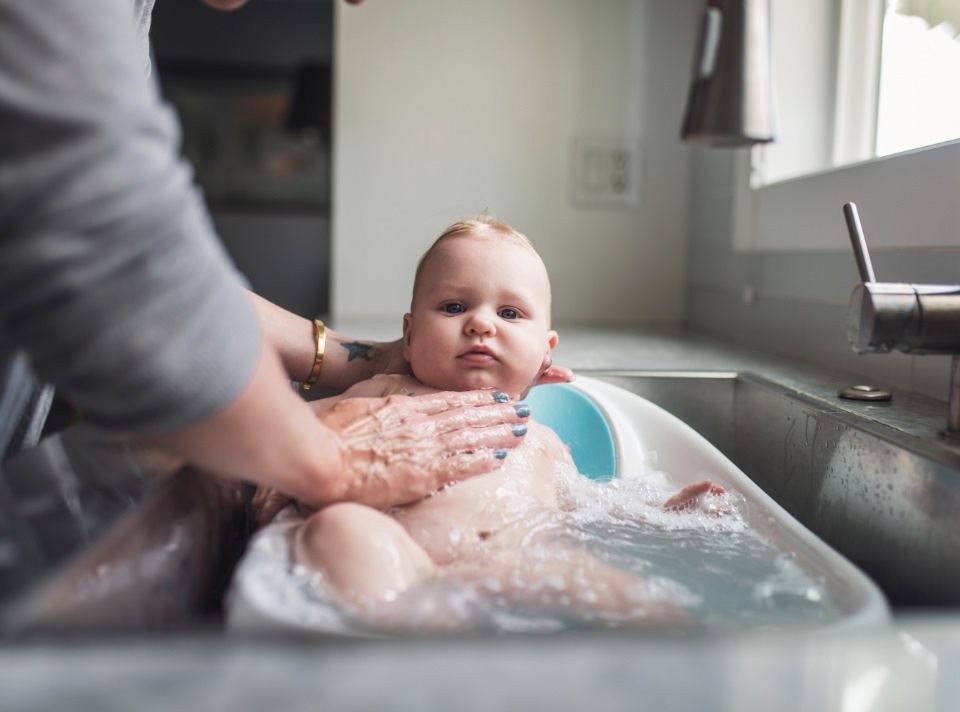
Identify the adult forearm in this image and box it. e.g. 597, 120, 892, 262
248, 291, 405, 391
143, 341, 346, 507
247, 292, 316, 382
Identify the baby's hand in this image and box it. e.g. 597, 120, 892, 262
661, 479, 728, 516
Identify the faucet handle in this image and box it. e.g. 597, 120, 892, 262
843, 201, 923, 354
841, 203, 960, 437
843, 202, 877, 283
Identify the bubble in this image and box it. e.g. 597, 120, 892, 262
544, 574, 566, 591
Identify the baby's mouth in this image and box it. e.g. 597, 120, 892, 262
458, 345, 498, 365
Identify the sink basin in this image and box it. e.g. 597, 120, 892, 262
4, 368, 958, 635
583, 370, 960, 606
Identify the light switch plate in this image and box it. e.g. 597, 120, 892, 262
571, 135, 642, 208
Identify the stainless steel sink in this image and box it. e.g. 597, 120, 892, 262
5, 368, 960, 636
585, 369, 960, 607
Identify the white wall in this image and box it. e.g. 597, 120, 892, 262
331, 0, 697, 327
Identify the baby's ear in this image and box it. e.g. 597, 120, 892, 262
538, 330, 559, 372
547, 330, 559, 351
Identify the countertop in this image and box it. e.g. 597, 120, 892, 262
554, 324, 955, 446
3, 616, 960, 711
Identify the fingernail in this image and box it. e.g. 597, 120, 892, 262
494, 448, 508, 460
493, 391, 509, 403
512, 424, 527, 437
514, 404, 531, 418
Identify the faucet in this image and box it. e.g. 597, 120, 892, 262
843, 202, 960, 436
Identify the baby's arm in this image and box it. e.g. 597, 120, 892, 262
553, 447, 729, 518
661, 479, 727, 512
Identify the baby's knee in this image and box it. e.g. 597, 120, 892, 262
299, 502, 379, 549
294, 502, 434, 596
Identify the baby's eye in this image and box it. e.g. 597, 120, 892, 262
499, 307, 520, 320
442, 303, 465, 314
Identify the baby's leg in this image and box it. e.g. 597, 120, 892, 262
294, 502, 435, 605
474, 544, 691, 629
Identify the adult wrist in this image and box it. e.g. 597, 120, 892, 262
301, 318, 326, 390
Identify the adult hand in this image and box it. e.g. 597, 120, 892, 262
536, 362, 574, 386
517, 358, 575, 400
317, 389, 531, 509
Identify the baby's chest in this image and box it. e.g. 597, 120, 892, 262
414, 468, 540, 516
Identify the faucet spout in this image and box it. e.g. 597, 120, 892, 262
843, 202, 960, 437
847, 282, 960, 354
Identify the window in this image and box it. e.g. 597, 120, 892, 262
876, 0, 960, 157
754, 0, 960, 188
733, 0, 960, 253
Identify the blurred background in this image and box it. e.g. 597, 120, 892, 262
152, 0, 692, 329
153, 0, 335, 319
152, 0, 960, 403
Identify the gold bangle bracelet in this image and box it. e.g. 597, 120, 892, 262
301, 318, 326, 390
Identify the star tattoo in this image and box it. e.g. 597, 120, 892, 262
341, 341, 374, 362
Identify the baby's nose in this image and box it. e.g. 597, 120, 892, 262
465, 311, 495, 335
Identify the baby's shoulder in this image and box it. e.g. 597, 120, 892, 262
367, 373, 435, 397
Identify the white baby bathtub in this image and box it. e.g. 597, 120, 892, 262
559, 376, 890, 630
228, 377, 890, 633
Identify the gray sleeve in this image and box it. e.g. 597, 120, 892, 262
0, 0, 261, 432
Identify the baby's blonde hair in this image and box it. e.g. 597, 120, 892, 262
434, 214, 533, 248
411, 214, 543, 307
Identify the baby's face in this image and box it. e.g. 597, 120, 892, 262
403, 235, 558, 399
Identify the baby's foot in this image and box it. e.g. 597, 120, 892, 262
662, 479, 728, 515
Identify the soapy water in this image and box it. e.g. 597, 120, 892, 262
228, 458, 839, 636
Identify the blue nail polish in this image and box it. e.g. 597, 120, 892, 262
493, 391, 509, 403
512, 424, 528, 437
494, 448, 508, 460
514, 404, 531, 418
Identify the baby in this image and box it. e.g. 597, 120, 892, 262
255, 215, 725, 631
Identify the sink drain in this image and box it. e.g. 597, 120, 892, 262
838, 384, 893, 402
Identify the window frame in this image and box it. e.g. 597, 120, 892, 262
734, 0, 960, 253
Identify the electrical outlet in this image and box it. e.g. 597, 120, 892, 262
571, 135, 642, 207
